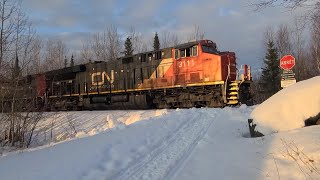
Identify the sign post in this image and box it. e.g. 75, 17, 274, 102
280, 55, 296, 88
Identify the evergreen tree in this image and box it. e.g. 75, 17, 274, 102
70, 54, 74, 67
124, 37, 133, 56
64, 56, 68, 68
153, 32, 160, 51
260, 40, 281, 98
13, 53, 20, 78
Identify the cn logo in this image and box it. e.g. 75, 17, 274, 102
91, 70, 114, 86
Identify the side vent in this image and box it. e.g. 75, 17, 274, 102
190, 72, 200, 83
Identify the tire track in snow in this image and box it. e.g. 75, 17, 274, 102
81, 110, 198, 180
114, 109, 215, 180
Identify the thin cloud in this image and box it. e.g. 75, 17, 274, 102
22, 0, 308, 68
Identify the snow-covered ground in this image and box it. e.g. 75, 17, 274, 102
251, 76, 320, 135
31, 109, 169, 147
0, 106, 319, 180
0, 76, 319, 180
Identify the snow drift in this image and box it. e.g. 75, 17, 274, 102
251, 76, 320, 135
1, 107, 319, 179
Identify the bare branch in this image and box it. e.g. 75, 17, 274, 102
250, 0, 310, 11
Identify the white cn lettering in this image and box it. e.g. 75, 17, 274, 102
91, 70, 114, 86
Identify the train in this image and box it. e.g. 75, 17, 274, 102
1, 40, 253, 111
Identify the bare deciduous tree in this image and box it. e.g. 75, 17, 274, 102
0, 0, 18, 68
263, 26, 275, 48
160, 30, 180, 48
310, 10, 320, 75
250, 0, 311, 10
0, 1, 45, 148
128, 26, 144, 53
29, 36, 42, 74
91, 31, 107, 61
160, 30, 171, 48
291, 18, 313, 80
44, 39, 68, 71
188, 25, 205, 42
276, 24, 292, 57
80, 38, 93, 63
90, 25, 121, 61
106, 24, 121, 61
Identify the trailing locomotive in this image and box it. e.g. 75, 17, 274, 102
3, 40, 253, 111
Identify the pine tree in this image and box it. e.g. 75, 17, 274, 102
124, 37, 133, 56
260, 40, 281, 98
70, 54, 74, 67
12, 53, 20, 78
64, 56, 68, 68
153, 32, 160, 51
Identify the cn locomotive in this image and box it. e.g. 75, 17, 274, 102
3, 40, 253, 111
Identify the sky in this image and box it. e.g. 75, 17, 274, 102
21, 0, 308, 70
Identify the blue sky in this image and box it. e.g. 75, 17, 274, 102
22, 0, 308, 70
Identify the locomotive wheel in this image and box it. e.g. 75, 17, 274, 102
77, 106, 83, 111
50, 104, 56, 112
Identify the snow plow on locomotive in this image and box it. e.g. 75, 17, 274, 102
1, 40, 253, 111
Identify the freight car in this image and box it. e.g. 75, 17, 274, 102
2, 40, 253, 111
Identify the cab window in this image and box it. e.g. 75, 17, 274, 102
180, 49, 186, 58
174, 49, 179, 59
191, 45, 198, 56
201, 45, 217, 54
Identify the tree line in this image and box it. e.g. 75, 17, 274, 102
252, 0, 320, 103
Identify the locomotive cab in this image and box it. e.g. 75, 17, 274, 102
171, 39, 252, 107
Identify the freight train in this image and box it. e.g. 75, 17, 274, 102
1, 40, 253, 111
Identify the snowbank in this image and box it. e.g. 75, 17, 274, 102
0, 107, 319, 179
251, 76, 320, 134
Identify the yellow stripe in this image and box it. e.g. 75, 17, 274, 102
48, 81, 225, 98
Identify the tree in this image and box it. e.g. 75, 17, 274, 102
90, 25, 121, 61
290, 18, 314, 80
160, 30, 180, 48
260, 39, 281, 98
44, 39, 68, 71
276, 24, 291, 57
153, 32, 160, 51
128, 26, 144, 53
106, 24, 121, 61
64, 56, 67, 68
91, 31, 107, 61
310, 4, 320, 75
124, 37, 133, 56
30, 36, 42, 74
70, 54, 74, 67
80, 38, 93, 64
189, 25, 205, 42
12, 55, 20, 78
0, 0, 18, 68
251, 0, 313, 10
0, 1, 44, 148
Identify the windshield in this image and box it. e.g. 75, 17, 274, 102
201, 45, 218, 54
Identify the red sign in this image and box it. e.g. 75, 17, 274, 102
280, 55, 295, 70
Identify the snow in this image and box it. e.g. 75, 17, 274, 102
0, 77, 320, 180
27, 109, 168, 147
250, 76, 320, 135
0, 106, 319, 180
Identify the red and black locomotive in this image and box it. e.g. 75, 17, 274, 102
4, 40, 253, 111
